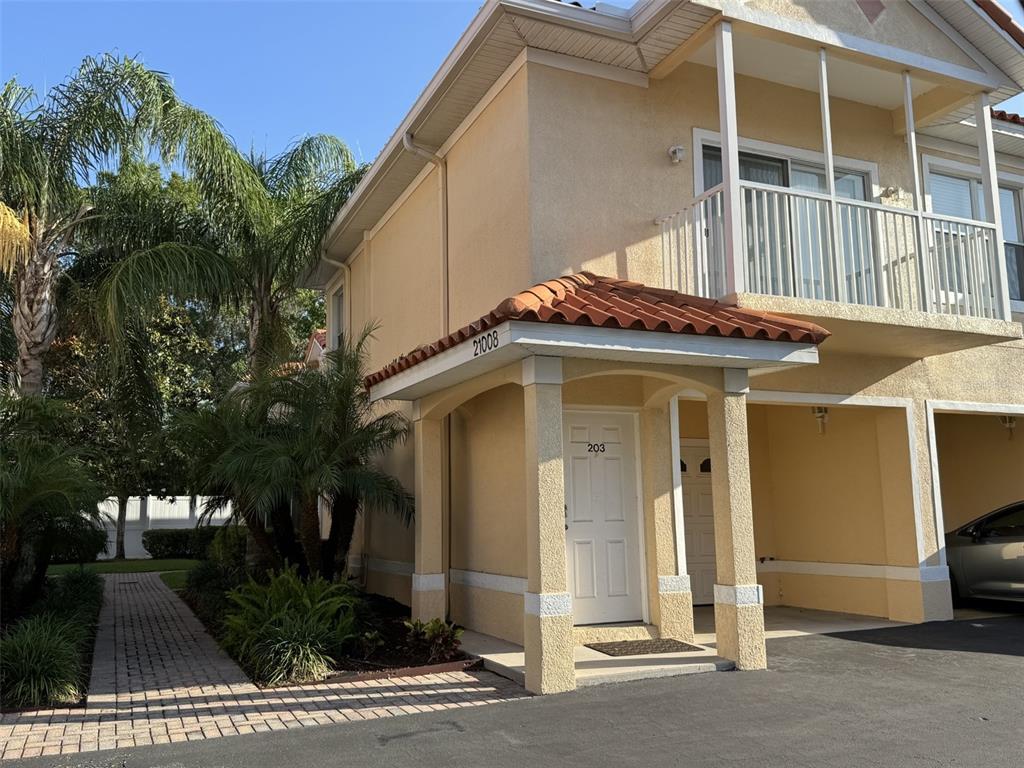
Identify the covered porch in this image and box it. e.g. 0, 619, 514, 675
366, 273, 829, 694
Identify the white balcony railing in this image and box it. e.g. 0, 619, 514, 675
659, 182, 1006, 320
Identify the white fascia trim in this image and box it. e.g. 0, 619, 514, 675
523, 591, 573, 617
449, 569, 528, 595
756, 560, 949, 583
705, 0, 1013, 90
713, 583, 763, 606
370, 321, 820, 402
658, 574, 692, 594
501, 0, 635, 40
927, 399, 1024, 415
322, 0, 505, 250
366, 557, 414, 576
525, 47, 649, 88
412, 572, 446, 592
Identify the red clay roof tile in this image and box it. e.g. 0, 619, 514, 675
365, 273, 829, 388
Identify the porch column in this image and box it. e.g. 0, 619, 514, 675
903, 71, 933, 311
522, 356, 575, 694
707, 369, 766, 670
715, 20, 745, 296
640, 402, 694, 641
412, 413, 446, 621
975, 93, 1011, 320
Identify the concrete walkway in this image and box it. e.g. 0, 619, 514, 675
0, 573, 525, 760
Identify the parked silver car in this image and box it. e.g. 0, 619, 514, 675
946, 501, 1024, 603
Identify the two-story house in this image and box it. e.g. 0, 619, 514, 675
307, 0, 1024, 694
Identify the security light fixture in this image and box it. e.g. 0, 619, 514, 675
999, 414, 1016, 440
812, 406, 829, 435
668, 145, 686, 164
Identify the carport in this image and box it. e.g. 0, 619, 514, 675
676, 392, 944, 627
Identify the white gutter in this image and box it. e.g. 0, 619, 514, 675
402, 132, 450, 336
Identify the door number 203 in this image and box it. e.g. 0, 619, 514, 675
473, 330, 500, 357
587, 443, 607, 453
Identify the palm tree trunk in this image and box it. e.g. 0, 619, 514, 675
247, 290, 276, 373
13, 248, 59, 395
115, 494, 129, 559
297, 497, 323, 577
323, 494, 358, 581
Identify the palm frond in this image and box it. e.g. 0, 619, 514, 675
0, 202, 29, 274
97, 242, 239, 342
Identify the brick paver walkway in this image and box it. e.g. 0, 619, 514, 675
0, 573, 526, 760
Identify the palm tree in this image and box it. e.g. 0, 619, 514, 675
0, 394, 104, 616
179, 328, 413, 577
0, 54, 256, 395
100, 135, 365, 374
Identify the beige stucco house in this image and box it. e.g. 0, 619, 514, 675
309, 0, 1024, 694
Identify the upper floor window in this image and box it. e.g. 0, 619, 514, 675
701, 146, 867, 200
927, 171, 1024, 303
330, 288, 345, 349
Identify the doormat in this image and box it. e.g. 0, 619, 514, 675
585, 638, 705, 657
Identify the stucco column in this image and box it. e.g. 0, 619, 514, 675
522, 357, 575, 695
708, 370, 766, 670
879, 404, 952, 622
412, 414, 445, 621
640, 404, 694, 641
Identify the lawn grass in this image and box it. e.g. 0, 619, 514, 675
159, 570, 189, 591
47, 558, 200, 576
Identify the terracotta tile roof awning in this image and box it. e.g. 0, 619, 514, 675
366, 273, 829, 387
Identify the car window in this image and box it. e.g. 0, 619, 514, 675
980, 505, 1024, 537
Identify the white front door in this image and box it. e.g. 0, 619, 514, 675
680, 441, 716, 605
564, 411, 643, 625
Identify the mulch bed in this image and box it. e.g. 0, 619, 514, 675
585, 638, 706, 657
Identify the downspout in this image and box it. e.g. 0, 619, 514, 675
401, 132, 452, 619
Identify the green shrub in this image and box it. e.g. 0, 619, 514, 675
184, 560, 243, 637
142, 529, 192, 558
188, 526, 219, 559
36, 571, 104, 624
49, 517, 108, 565
1, 615, 87, 708
222, 568, 360, 685
208, 525, 247, 574
142, 527, 219, 559
404, 618, 463, 664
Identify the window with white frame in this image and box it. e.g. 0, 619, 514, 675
926, 170, 1024, 304
329, 288, 345, 349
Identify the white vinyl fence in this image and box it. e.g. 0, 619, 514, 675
97, 496, 232, 559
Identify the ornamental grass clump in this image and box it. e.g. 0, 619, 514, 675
222, 567, 360, 685
0, 615, 87, 709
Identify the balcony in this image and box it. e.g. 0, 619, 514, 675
660, 182, 1008, 320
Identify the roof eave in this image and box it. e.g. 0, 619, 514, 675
368, 319, 820, 402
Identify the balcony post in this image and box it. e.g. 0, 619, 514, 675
715, 20, 744, 296
975, 93, 1010, 320
903, 71, 933, 312
818, 49, 845, 303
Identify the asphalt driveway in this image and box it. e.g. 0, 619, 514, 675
13, 613, 1024, 768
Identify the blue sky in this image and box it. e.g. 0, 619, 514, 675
2, 0, 1023, 165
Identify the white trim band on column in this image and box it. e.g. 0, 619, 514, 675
658, 575, 692, 594
412, 572, 446, 592
756, 560, 949, 583
714, 584, 764, 606
523, 592, 573, 617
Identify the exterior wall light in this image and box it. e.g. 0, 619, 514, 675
668, 145, 686, 164
999, 414, 1016, 440
812, 406, 829, 435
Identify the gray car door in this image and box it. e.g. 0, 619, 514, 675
959, 504, 1024, 599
